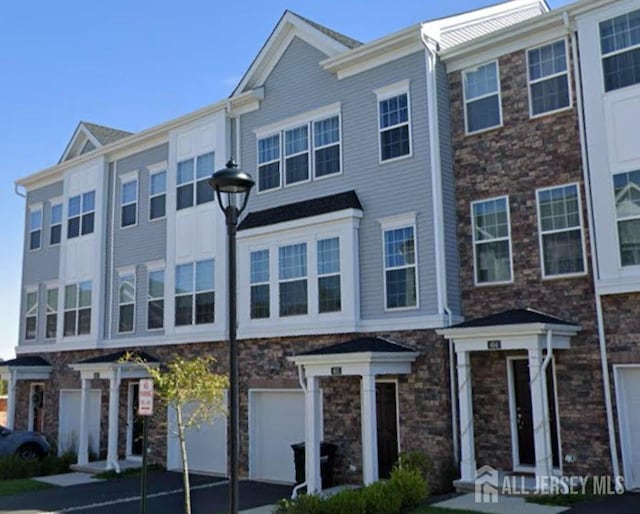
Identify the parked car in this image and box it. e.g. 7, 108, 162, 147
0, 425, 50, 459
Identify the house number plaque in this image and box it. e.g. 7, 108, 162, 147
487, 340, 502, 350
331, 367, 342, 376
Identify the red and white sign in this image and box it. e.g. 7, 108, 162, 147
138, 379, 154, 416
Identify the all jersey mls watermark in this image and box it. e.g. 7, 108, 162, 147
474, 465, 625, 503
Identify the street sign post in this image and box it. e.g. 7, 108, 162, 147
138, 379, 153, 514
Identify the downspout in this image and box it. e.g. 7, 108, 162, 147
107, 161, 117, 340
422, 28, 459, 466
292, 364, 308, 499
14, 184, 26, 198
566, 12, 620, 480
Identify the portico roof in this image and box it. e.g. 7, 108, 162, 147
0, 356, 51, 367
73, 350, 159, 365
0, 355, 52, 381
69, 351, 159, 380
450, 308, 577, 329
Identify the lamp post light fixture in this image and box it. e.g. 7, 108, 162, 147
208, 159, 254, 514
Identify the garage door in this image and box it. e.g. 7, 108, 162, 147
618, 367, 640, 489
167, 399, 227, 475
250, 390, 306, 483
58, 389, 101, 456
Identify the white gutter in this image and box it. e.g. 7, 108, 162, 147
292, 364, 308, 499
14, 184, 26, 198
567, 14, 620, 480
422, 29, 458, 465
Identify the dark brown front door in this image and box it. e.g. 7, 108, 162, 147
376, 382, 399, 479
130, 383, 144, 456
511, 359, 560, 468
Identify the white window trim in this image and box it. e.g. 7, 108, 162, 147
374, 80, 413, 164
249, 248, 271, 320
256, 133, 282, 194
44, 284, 58, 340
174, 259, 216, 327
117, 270, 136, 335
317, 236, 342, 314
535, 182, 588, 280
62, 281, 92, 338
176, 152, 215, 209
278, 241, 309, 317
67, 190, 96, 239
463, 60, 503, 135
29, 203, 43, 252
120, 175, 139, 229
24, 286, 39, 341
313, 113, 343, 181
612, 171, 640, 269
283, 125, 311, 187
598, 8, 640, 95
527, 38, 572, 119
471, 195, 514, 286
49, 199, 63, 247
149, 169, 167, 222
146, 267, 165, 332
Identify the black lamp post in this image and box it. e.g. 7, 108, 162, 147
208, 160, 254, 514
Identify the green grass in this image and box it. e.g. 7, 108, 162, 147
0, 478, 54, 496
406, 506, 482, 514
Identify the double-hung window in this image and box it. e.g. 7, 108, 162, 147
29, 207, 42, 251
50, 202, 62, 245
258, 135, 281, 192
383, 226, 417, 309
472, 197, 512, 284
464, 61, 502, 133
45, 287, 57, 339
118, 272, 135, 333
378, 90, 411, 161
613, 170, 640, 266
63, 281, 92, 336
279, 243, 307, 316
317, 238, 341, 313
250, 250, 270, 319
175, 259, 215, 325
149, 171, 166, 220
67, 191, 95, 238
527, 40, 570, 116
25, 290, 38, 340
147, 269, 164, 330
285, 126, 310, 185
600, 9, 640, 92
314, 116, 340, 177
121, 178, 138, 228
177, 152, 215, 210
536, 184, 586, 277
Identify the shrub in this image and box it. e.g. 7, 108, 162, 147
324, 488, 366, 514
394, 451, 431, 481
362, 481, 402, 514
0, 451, 77, 480
273, 493, 326, 514
389, 467, 428, 509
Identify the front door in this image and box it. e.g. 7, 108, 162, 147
376, 381, 399, 479
29, 384, 45, 433
511, 359, 560, 469
128, 383, 144, 458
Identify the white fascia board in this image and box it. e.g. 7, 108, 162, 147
437, 322, 581, 340
0, 366, 52, 380
596, 275, 640, 295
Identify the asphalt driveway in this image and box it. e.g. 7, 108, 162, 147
567, 491, 639, 513
0, 471, 291, 514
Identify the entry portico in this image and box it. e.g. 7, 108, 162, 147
288, 337, 418, 494
438, 308, 580, 487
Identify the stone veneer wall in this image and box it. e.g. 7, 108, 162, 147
13, 328, 454, 491
448, 44, 610, 476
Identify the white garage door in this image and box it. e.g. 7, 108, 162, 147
167, 400, 227, 475
250, 390, 305, 483
58, 389, 101, 456
618, 367, 640, 489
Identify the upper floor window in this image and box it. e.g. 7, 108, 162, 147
314, 116, 341, 177
45, 287, 57, 339
613, 170, 640, 266
600, 9, 640, 92
464, 61, 502, 134
25, 290, 38, 340
250, 250, 270, 319
175, 259, 214, 325
68, 191, 95, 239
29, 207, 42, 251
378, 92, 411, 161
50, 202, 62, 246
147, 269, 164, 330
63, 281, 91, 336
121, 178, 138, 228
383, 226, 417, 309
318, 237, 341, 313
472, 196, 512, 284
149, 171, 166, 220
177, 152, 214, 210
279, 243, 308, 316
536, 184, 586, 277
285, 126, 310, 185
118, 272, 135, 333
528, 40, 570, 116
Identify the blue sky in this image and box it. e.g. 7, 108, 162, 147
0, 0, 571, 359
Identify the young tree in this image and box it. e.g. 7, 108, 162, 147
124, 354, 228, 514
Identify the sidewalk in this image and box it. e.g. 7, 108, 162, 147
431, 493, 569, 514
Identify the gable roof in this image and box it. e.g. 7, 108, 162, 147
0, 356, 51, 367
59, 121, 132, 164
451, 308, 577, 329
81, 121, 132, 146
238, 190, 362, 231
74, 350, 159, 365
295, 337, 416, 356
232, 10, 360, 96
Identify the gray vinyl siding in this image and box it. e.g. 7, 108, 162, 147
19, 181, 64, 346
239, 37, 438, 320
437, 60, 462, 318
110, 143, 168, 339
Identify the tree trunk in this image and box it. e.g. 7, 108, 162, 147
176, 405, 191, 514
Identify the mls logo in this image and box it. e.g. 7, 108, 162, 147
475, 465, 499, 503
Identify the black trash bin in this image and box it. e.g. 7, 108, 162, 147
291, 441, 337, 489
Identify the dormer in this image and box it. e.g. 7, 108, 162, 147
59, 121, 132, 163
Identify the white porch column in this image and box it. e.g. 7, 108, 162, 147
305, 374, 322, 494
361, 373, 378, 485
456, 350, 476, 482
528, 348, 553, 483
77, 378, 91, 465
6, 371, 17, 430
106, 369, 121, 470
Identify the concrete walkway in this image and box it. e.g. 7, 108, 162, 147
34, 471, 104, 486
432, 493, 569, 514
